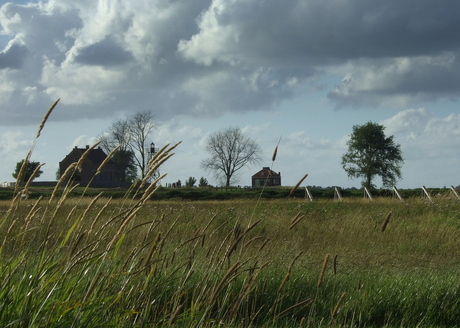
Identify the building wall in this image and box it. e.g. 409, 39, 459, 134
59, 147, 116, 186
252, 177, 281, 187
251, 167, 282, 187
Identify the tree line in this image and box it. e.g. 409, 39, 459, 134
12, 116, 404, 190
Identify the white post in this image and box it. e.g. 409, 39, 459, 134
305, 187, 313, 202
364, 187, 373, 200
421, 186, 433, 202
450, 186, 460, 200
393, 186, 403, 201
334, 187, 342, 201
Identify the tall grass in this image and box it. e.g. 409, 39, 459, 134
1, 101, 460, 327
2, 195, 460, 326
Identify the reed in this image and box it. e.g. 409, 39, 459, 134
289, 211, 305, 230
289, 173, 308, 196
381, 210, 393, 232
317, 253, 330, 288
330, 292, 347, 324
36, 98, 60, 138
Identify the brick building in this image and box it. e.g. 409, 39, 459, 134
252, 167, 281, 187
59, 145, 118, 187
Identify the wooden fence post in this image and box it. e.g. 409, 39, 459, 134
450, 186, 460, 200
334, 187, 342, 201
364, 187, 373, 200
305, 187, 313, 202
393, 186, 403, 201
421, 186, 433, 202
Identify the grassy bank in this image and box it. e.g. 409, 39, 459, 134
0, 184, 453, 201
2, 193, 460, 327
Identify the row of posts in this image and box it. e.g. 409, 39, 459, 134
304, 185, 460, 202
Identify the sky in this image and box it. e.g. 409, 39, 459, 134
1, 0, 460, 189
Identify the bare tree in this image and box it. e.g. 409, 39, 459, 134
99, 119, 137, 182
100, 119, 131, 153
201, 127, 262, 186
99, 112, 156, 181
129, 111, 156, 178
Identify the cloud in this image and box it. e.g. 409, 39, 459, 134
178, 0, 460, 64
381, 108, 460, 159
74, 36, 134, 66
382, 108, 432, 135
0, 130, 32, 155
71, 134, 100, 149
1, 0, 460, 126
0, 42, 28, 69
328, 54, 460, 108
0, 130, 34, 181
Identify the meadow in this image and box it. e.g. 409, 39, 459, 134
2, 190, 460, 327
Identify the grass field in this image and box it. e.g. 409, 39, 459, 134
2, 190, 460, 327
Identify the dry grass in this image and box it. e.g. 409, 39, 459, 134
2, 193, 460, 326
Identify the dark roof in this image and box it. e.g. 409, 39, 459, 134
85, 148, 110, 164
252, 167, 281, 178
68, 146, 114, 165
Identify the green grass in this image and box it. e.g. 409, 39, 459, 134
1, 184, 454, 201
2, 193, 460, 327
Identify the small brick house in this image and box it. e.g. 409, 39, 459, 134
59, 145, 117, 187
252, 167, 281, 187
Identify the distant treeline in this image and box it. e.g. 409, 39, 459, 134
0, 185, 456, 201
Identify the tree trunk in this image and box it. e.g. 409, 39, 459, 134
365, 173, 372, 190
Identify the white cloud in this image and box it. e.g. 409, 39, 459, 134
382, 108, 460, 159
382, 108, 432, 136
286, 131, 312, 149
0, 130, 32, 154
0, 130, 34, 181
41, 59, 127, 105
0, 75, 14, 104
328, 53, 460, 108
177, 0, 241, 66
71, 135, 100, 149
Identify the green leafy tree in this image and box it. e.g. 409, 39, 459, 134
341, 122, 404, 189
112, 149, 137, 183
199, 177, 208, 187
12, 159, 43, 183
185, 176, 197, 187
201, 127, 262, 186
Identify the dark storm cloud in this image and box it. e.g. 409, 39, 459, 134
177, 0, 460, 108
0, 43, 27, 69
74, 36, 134, 67
179, 0, 460, 66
